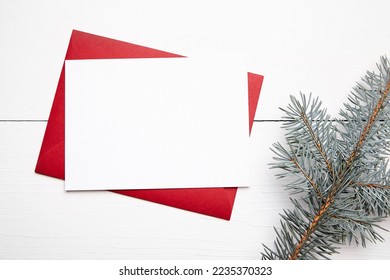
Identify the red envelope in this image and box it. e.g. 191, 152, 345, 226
35, 30, 263, 220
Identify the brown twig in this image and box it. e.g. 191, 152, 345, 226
347, 82, 390, 165
290, 157, 323, 201
301, 113, 334, 175
355, 182, 390, 189
288, 196, 333, 260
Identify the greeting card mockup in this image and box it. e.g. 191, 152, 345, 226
65, 57, 250, 190
35, 30, 264, 219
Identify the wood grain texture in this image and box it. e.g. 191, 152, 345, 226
0, 122, 390, 259
1, 0, 390, 260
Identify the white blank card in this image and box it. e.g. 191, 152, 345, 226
65, 57, 250, 190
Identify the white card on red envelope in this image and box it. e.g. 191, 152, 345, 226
65, 57, 250, 190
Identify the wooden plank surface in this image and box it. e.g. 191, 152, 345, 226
1, 122, 390, 259
1, 0, 390, 260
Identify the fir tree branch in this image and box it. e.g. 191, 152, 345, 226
262, 56, 390, 260
288, 76, 390, 260
332, 215, 386, 246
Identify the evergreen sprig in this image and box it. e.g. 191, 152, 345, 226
262, 56, 390, 260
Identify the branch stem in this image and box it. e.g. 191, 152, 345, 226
355, 182, 390, 189
347, 82, 390, 165
301, 113, 334, 175
288, 197, 333, 260
290, 157, 323, 200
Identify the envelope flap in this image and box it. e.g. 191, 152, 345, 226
35, 66, 66, 179
248, 72, 264, 133
113, 187, 237, 220
66, 30, 181, 60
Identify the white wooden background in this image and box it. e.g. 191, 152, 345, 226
1, 0, 390, 260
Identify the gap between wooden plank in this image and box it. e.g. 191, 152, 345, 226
0, 120, 48, 122
0, 119, 386, 122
